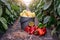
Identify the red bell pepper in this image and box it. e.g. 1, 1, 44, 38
37, 28, 47, 36
29, 27, 35, 34
42, 27, 46, 33
24, 26, 30, 33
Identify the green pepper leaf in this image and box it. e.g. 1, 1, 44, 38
0, 17, 8, 30
0, 7, 2, 17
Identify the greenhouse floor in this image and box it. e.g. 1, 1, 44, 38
0, 17, 58, 40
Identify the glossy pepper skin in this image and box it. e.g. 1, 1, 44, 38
29, 26, 38, 34
25, 26, 38, 34
42, 27, 46, 33
37, 27, 47, 36
29, 27, 35, 34
34, 26, 38, 30
24, 26, 30, 33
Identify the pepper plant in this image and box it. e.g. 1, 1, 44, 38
29, 0, 60, 39
0, 0, 25, 34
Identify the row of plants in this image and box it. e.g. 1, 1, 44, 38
0, 0, 24, 34
29, 0, 60, 39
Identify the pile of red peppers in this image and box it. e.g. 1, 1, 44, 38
24, 22, 47, 36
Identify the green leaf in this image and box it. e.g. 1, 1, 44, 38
13, 11, 18, 18
49, 16, 56, 24
0, 17, 7, 24
46, 16, 57, 28
57, 4, 60, 16
37, 0, 43, 8
51, 28, 56, 36
56, 21, 60, 31
0, 17, 8, 30
37, 0, 44, 9
11, 4, 20, 11
0, 7, 2, 17
37, 13, 42, 18
6, 9, 14, 21
43, 0, 52, 10
43, 16, 50, 24
2, 21, 8, 30
1, 0, 11, 10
